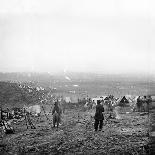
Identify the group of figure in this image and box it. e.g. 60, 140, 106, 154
136, 95, 152, 112
5, 94, 150, 131
52, 100, 105, 131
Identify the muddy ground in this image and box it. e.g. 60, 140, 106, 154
0, 106, 150, 155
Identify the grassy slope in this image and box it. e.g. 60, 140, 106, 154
0, 82, 47, 109
0, 105, 149, 155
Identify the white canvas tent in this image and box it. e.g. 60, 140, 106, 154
92, 97, 102, 104
65, 97, 71, 103
100, 96, 109, 100
151, 95, 155, 102
125, 95, 134, 103
24, 105, 41, 116
92, 96, 108, 105
70, 96, 78, 103
117, 96, 131, 107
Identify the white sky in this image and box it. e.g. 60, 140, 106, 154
0, 0, 155, 74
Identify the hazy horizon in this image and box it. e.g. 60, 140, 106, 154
0, 0, 154, 75
0, 70, 154, 79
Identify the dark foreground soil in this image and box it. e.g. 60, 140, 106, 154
0, 107, 150, 155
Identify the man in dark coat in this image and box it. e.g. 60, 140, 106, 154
52, 102, 61, 115
137, 96, 142, 112
94, 100, 104, 131
145, 95, 152, 112
52, 101, 62, 127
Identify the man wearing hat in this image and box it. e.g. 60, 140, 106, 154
52, 101, 62, 127
94, 100, 105, 131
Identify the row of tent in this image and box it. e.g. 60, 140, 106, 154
92, 95, 134, 105
64, 95, 153, 105
91, 95, 155, 107
64, 96, 117, 104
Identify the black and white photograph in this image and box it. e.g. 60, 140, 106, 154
0, 0, 155, 154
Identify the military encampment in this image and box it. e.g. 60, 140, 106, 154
0, 1, 155, 154
0, 73, 155, 155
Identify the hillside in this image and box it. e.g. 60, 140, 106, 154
0, 106, 149, 155
0, 72, 153, 98
0, 82, 48, 109
0, 72, 154, 109
0, 73, 153, 154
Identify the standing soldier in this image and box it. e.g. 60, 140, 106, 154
137, 96, 142, 112
145, 95, 152, 113
94, 100, 105, 131
92, 100, 96, 109
147, 95, 152, 112
52, 101, 62, 128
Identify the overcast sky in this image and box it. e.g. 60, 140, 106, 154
0, 0, 154, 75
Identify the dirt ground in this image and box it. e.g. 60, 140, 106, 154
0, 107, 150, 155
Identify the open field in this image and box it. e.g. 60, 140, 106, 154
0, 104, 150, 155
